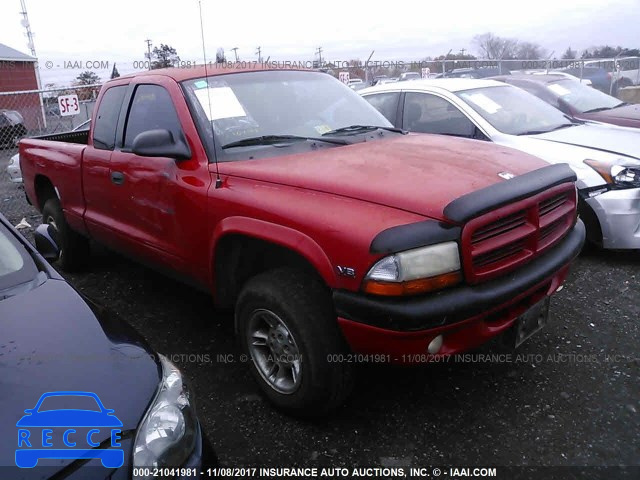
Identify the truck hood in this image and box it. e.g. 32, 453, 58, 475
532, 123, 640, 160
0, 279, 160, 476
218, 134, 547, 222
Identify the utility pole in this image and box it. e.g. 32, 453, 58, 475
256, 46, 262, 63
231, 47, 239, 62
19, 0, 45, 128
460, 48, 466, 56
316, 46, 323, 65
145, 39, 153, 70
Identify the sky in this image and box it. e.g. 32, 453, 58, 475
1, 0, 639, 86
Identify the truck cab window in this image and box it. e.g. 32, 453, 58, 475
93, 85, 127, 150
403, 92, 476, 138
124, 85, 183, 149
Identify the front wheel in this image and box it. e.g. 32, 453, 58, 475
42, 197, 90, 271
236, 267, 354, 417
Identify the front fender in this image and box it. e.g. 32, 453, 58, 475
208, 216, 337, 288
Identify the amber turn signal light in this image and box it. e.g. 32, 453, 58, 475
363, 271, 462, 296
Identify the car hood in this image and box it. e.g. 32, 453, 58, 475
218, 134, 547, 222
0, 278, 160, 475
578, 104, 640, 128
532, 123, 640, 160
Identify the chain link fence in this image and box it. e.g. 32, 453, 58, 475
327, 56, 640, 97
1, 56, 639, 157
0, 84, 101, 155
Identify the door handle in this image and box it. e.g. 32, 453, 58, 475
111, 171, 125, 185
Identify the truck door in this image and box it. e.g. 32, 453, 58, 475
107, 81, 210, 280
82, 84, 128, 243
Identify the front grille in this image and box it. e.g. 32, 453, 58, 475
461, 183, 576, 284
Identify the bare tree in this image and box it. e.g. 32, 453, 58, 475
348, 59, 365, 79
561, 47, 577, 60
473, 32, 518, 59
516, 42, 547, 60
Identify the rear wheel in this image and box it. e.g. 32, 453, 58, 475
236, 267, 354, 417
42, 197, 90, 271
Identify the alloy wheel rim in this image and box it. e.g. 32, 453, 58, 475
246, 308, 302, 394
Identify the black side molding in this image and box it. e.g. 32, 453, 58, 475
443, 164, 577, 223
370, 221, 461, 254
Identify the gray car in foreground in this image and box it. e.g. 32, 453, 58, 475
360, 79, 640, 249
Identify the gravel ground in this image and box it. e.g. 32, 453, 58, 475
1, 151, 638, 474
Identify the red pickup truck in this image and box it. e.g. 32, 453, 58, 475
20, 66, 585, 415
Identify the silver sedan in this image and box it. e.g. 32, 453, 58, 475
360, 79, 640, 249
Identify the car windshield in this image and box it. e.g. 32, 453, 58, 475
457, 85, 574, 135
182, 70, 392, 161
546, 79, 625, 113
0, 222, 38, 295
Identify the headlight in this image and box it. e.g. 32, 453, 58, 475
584, 158, 640, 188
363, 241, 462, 296
133, 355, 198, 472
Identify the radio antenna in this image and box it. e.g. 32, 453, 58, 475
198, 0, 222, 188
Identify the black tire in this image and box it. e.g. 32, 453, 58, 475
578, 199, 603, 251
236, 267, 354, 417
42, 197, 90, 271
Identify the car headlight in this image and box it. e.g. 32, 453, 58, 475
362, 241, 462, 296
584, 158, 640, 188
133, 355, 198, 472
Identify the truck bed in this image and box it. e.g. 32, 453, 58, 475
31, 129, 89, 145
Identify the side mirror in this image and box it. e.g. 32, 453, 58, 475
34, 224, 60, 261
131, 129, 191, 161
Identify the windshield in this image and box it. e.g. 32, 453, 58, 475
0, 222, 38, 294
546, 79, 624, 113
182, 70, 392, 161
457, 85, 573, 135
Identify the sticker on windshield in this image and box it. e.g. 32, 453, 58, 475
194, 80, 208, 89
547, 84, 571, 96
194, 86, 247, 121
466, 93, 502, 114
314, 125, 332, 134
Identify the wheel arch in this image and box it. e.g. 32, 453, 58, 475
209, 217, 337, 309
33, 175, 58, 210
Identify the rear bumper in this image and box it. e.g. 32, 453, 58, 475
586, 187, 640, 249
334, 220, 585, 360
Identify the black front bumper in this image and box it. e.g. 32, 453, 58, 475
333, 219, 585, 332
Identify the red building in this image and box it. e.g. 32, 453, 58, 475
0, 43, 42, 130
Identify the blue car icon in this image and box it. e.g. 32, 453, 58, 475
16, 391, 124, 468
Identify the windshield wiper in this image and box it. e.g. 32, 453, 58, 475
582, 106, 613, 113
612, 102, 629, 109
321, 125, 406, 136
517, 123, 575, 136
221, 135, 348, 149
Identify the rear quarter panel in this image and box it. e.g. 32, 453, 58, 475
20, 139, 86, 228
